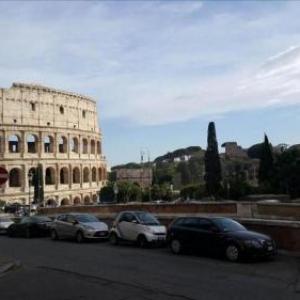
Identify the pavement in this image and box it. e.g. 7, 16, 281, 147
0, 236, 299, 300
0, 255, 20, 276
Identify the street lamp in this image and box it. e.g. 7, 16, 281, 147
28, 171, 33, 216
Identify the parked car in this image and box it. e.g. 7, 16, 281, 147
0, 216, 14, 234
167, 217, 276, 262
109, 211, 167, 247
7, 216, 52, 238
50, 213, 109, 243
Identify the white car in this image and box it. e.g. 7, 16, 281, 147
0, 216, 14, 234
109, 211, 167, 247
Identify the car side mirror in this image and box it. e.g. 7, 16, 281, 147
132, 219, 138, 224
72, 220, 79, 225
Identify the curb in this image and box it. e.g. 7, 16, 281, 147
0, 260, 21, 275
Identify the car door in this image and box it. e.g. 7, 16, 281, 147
64, 215, 78, 238
55, 215, 68, 237
117, 213, 136, 241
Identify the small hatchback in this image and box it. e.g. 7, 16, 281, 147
110, 211, 167, 247
50, 213, 109, 243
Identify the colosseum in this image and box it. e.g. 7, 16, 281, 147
0, 82, 107, 207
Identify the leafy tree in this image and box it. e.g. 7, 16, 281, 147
204, 122, 222, 198
177, 161, 192, 186
99, 184, 115, 203
33, 164, 44, 204
258, 134, 275, 188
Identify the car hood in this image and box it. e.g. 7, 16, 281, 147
0, 221, 14, 229
147, 225, 166, 234
80, 222, 108, 231
224, 230, 271, 241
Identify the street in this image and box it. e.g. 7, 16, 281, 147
0, 236, 299, 300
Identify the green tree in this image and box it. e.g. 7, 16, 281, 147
258, 134, 275, 188
204, 122, 222, 198
177, 161, 192, 186
99, 184, 115, 203
33, 164, 44, 204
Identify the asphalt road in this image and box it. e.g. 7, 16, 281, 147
0, 236, 299, 300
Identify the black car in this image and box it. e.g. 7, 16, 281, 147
167, 217, 276, 262
7, 216, 52, 238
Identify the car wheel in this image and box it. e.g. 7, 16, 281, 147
109, 232, 119, 245
76, 231, 84, 243
51, 230, 59, 241
170, 239, 182, 254
225, 244, 240, 262
25, 228, 31, 239
137, 235, 148, 248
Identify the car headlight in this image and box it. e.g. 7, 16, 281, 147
244, 240, 262, 248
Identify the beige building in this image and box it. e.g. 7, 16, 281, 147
0, 83, 107, 206
116, 168, 153, 188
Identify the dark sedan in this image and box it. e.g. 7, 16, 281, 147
7, 216, 52, 238
167, 217, 276, 262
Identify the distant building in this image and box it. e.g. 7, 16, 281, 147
221, 142, 248, 159
116, 168, 153, 188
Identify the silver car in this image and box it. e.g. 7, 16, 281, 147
50, 213, 109, 243
0, 216, 14, 234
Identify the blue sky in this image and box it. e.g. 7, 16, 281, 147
1, 0, 300, 166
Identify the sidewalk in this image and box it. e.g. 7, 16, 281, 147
0, 256, 20, 276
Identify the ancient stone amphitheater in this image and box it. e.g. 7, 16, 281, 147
0, 83, 107, 206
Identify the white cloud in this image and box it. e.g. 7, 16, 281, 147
1, 1, 300, 126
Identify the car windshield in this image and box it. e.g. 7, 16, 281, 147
213, 218, 246, 232
75, 215, 99, 223
32, 216, 52, 223
135, 212, 160, 225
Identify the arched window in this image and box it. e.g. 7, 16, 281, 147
70, 137, 79, 153
91, 140, 96, 154
60, 198, 70, 206
97, 141, 101, 154
84, 195, 91, 205
59, 106, 64, 114
8, 135, 20, 153
98, 167, 103, 181
46, 199, 57, 207
72, 167, 80, 184
45, 167, 55, 185
59, 136, 67, 153
82, 138, 88, 154
60, 167, 69, 184
73, 197, 81, 205
92, 167, 97, 182
83, 167, 90, 183
27, 134, 38, 153
92, 194, 98, 203
9, 168, 21, 187
44, 136, 54, 153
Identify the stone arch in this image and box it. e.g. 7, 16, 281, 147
44, 135, 54, 153
70, 137, 79, 153
92, 167, 97, 182
92, 194, 98, 203
28, 167, 36, 185
60, 167, 69, 184
90, 139, 96, 154
83, 167, 90, 183
60, 198, 70, 206
73, 196, 81, 206
98, 167, 103, 181
27, 134, 38, 153
82, 138, 88, 154
45, 167, 55, 185
9, 168, 22, 187
58, 136, 68, 153
97, 141, 101, 154
8, 134, 21, 153
72, 167, 80, 184
84, 195, 91, 205
46, 199, 57, 207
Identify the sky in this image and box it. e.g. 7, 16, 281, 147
0, 0, 300, 166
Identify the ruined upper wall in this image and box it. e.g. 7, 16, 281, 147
0, 83, 100, 133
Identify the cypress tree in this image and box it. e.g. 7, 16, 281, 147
204, 122, 222, 198
258, 134, 275, 186
33, 164, 44, 205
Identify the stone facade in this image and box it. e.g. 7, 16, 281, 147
116, 168, 153, 188
0, 83, 107, 206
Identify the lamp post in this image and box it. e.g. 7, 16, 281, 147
28, 171, 33, 216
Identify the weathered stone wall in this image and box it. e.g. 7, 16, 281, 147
0, 83, 107, 206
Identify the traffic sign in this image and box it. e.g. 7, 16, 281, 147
0, 167, 9, 185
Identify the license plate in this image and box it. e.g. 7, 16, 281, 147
268, 246, 273, 251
